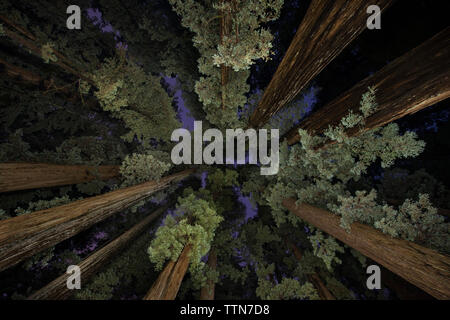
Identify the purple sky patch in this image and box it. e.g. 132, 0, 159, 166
164, 75, 196, 131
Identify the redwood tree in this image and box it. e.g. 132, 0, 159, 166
0, 0, 448, 302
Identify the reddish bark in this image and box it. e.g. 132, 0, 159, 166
285, 27, 450, 146
199, 249, 217, 300
143, 244, 192, 300
282, 198, 450, 299
248, 0, 393, 128
0, 163, 120, 193
0, 169, 195, 272
27, 204, 169, 300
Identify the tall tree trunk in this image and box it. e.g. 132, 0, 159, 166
0, 57, 100, 108
27, 204, 170, 300
282, 198, 450, 300
220, 0, 232, 110
0, 163, 120, 193
143, 244, 192, 300
0, 169, 195, 272
248, 0, 393, 129
0, 17, 93, 85
0, 14, 37, 41
285, 239, 335, 300
285, 27, 450, 146
0, 57, 42, 85
308, 273, 336, 300
199, 249, 217, 300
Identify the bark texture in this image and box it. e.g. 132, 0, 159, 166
285, 27, 450, 145
199, 249, 217, 300
143, 244, 192, 300
0, 163, 120, 193
282, 198, 450, 300
0, 169, 195, 272
27, 204, 169, 300
248, 0, 393, 128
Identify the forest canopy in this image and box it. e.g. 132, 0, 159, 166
0, 0, 449, 301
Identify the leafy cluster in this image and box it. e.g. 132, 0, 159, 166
332, 191, 449, 253
212, 0, 284, 71
259, 88, 427, 267
41, 42, 57, 63
169, 0, 283, 129
15, 195, 74, 216
119, 151, 172, 187
255, 263, 319, 300
148, 192, 223, 278
376, 168, 450, 209
88, 53, 180, 145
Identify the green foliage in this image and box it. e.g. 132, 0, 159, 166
264, 88, 425, 209
290, 250, 326, 279
0, 133, 126, 166
213, 229, 249, 284
332, 190, 450, 254
350, 248, 367, 268
262, 88, 426, 265
39, 136, 126, 165
1, 0, 445, 302
331, 190, 384, 232
255, 263, 319, 300
52, 250, 82, 273
207, 168, 239, 194
89, 53, 180, 145
148, 193, 223, 278
178, 167, 247, 296
22, 247, 55, 271
377, 168, 450, 209
240, 220, 280, 263
307, 229, 345, 271
119, 151, 172, 187
264, 182, 298, 226
76, 180, 108, 196
15, 195, 74, 216
76, 268, 120, 300
1, 0, 117, 75
41, 42, 57, 63
169, 0, 283, 129
75, 210, 164, 300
